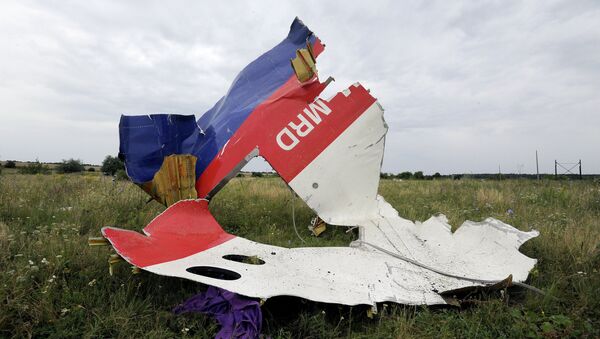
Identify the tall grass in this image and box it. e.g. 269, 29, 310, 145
0, 174, 598, 338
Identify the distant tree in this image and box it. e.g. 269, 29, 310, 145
433, 172, 442, 179
101, 156, 124, 176
4, 160, 16, 168
87, 167, 96, 172
18, 159, 50, 174
380, 172, 391, 179
397, 171, 412, 179
251, 172, 264, 177
56, 159, 85, 173
413, 171, 424, 180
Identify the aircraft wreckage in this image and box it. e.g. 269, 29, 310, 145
97, 18, 538, 308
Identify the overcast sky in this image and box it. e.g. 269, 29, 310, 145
1, 1, 598, 174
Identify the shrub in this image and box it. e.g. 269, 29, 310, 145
56, 159, 85, 173
251, 172, 264, 177
101, 155, 124, 176
433, 172, 442, 179
87, 167, 96, 172
114, 169, 129, 181
4, 160, 16, 168
397, 171, 412, 179
413, 171, 424, 180
18, 160, 50, 174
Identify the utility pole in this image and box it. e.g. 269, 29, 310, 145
579, 160, 582, 180
554, 160, 557, 178
536, 150, 540, 180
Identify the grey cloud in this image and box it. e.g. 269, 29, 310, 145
0, 0, 598, 174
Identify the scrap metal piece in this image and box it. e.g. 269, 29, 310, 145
108, 254, 124, 276
118, 18, 324, 194
88, 237, 109, 246
291, 40, 317, 82
140, 154, 198, 206
106, 81, 539, 306
103, 198, 537, 306
308, 217, 327, 237
119, 114, 203, 184
103, 18, 540, 307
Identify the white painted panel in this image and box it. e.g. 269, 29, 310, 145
288, 96, 387, 226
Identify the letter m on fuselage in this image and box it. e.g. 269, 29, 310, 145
303, 99, 332, 124
276, 99, 332, 151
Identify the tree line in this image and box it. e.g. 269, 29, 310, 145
380, 171, 442, 180
0, 156, 124, 176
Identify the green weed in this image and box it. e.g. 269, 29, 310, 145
0, 175, 598, 338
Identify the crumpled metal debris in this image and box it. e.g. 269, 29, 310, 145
101, 18, 539, 308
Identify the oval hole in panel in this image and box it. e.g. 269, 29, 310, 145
186, 266, 241, 280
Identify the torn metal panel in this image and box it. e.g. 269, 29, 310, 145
118, 114, 202, 184
103, 85, 537, 305
194, 18, 324, 184
104, 83, 538, 306
198, 82, 375, 199
104, 200, 235, 268
103, 199, 537, 306
103, 17, 540, 307
355, 198, 538, 284
285, 88, 385, 226
118, 18, 326, 196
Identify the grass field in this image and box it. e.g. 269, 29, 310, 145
0, 173, 598, 338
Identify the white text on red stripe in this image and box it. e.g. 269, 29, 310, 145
276, 99, 332, 151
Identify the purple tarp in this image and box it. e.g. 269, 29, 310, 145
174, 286, 262, 339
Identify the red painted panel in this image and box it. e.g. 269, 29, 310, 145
102, 200, 234, 268
196, 81, 376, 197
260, 85, 376, 181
